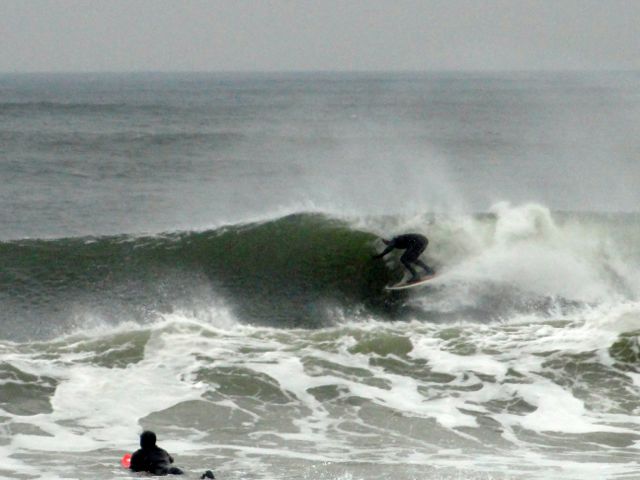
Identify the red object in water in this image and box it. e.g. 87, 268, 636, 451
120, 453, 132, 469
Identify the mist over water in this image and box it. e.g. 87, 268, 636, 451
1, 72, 640, 479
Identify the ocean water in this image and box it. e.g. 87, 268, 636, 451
1, 72, 640, 479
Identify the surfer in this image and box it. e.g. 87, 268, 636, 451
372, 233, 434, 282
129, 430, 184, 476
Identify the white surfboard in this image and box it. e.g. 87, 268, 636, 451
384, 274, 437, 291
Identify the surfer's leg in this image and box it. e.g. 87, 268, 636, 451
410, 239, 432, 275
416, 259, 434, 275
153, 465, 183, 475
401, 253, 420, 281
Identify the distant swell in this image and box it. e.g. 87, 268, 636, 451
0, 101, 170, 114
1, 131, 244, 152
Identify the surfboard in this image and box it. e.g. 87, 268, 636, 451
385, 274, 436, 291
120, 452, 213, 478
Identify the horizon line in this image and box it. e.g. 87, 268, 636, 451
2, 68, 639, 76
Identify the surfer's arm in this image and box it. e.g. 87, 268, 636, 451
372, 243, 395, 259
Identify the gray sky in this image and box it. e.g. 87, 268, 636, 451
2, 0, 639, 72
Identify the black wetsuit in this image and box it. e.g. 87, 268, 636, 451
373, 233, 434, 280
130, 431, 184, 476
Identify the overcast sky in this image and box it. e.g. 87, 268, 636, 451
2, 0, 639, 73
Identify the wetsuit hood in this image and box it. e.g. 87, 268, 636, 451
140, 430, 157, 449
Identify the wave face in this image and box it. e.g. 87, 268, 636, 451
0, 214, 391, 340
2, 205, 639, 341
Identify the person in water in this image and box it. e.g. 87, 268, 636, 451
372, 233, 434, 282
130, 430, 184, 476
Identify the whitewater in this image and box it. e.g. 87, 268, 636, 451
1, 72, 640, 479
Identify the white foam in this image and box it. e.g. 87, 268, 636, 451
9, 343, 206, 453
411, 337, 508, 380
502, 380, 630, 434
0, 312, 244, 479
2, 301, 640, 479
